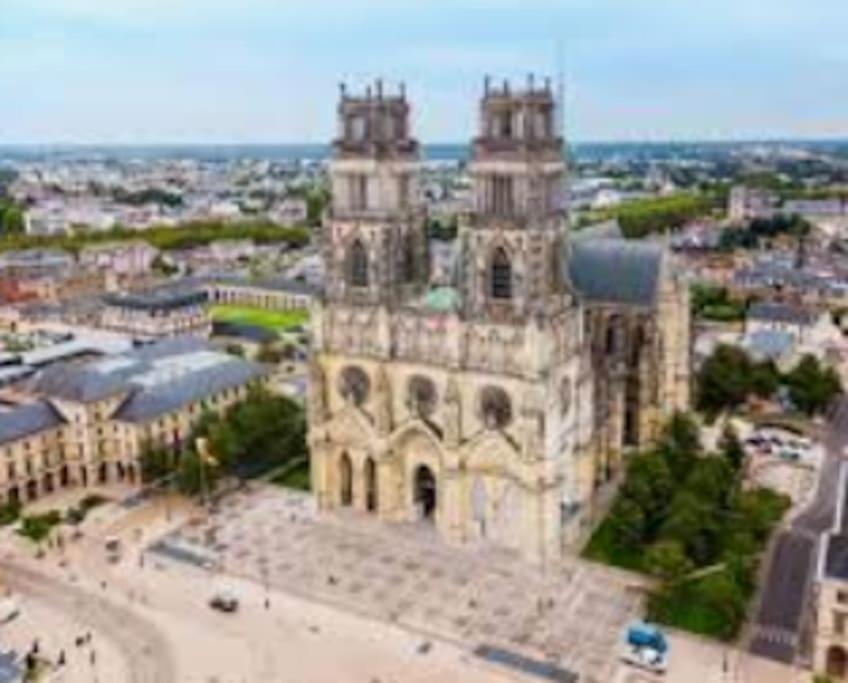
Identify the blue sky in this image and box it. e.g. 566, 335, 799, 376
1, 0, 846, 144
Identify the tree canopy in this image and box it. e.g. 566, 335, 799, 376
140, 386, 306, 495
584, 412, 790, 640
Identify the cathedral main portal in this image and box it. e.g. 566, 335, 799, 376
413, 464, 437, 521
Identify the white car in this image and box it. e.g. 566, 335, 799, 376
621, 645, 667, 674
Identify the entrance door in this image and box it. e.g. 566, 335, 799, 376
414, 465, 437, 521
364, 458, 377, 513
339, 453, 353, 507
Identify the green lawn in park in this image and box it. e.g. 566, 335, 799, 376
209, 305, 309, 331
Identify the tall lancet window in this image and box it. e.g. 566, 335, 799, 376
349, 239, 369, 288
490, 247, 512, 300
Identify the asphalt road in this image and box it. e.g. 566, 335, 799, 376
0, 559, 177, 683
749, 397, 848, 664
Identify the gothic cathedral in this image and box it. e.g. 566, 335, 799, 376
308, 78, 691, 564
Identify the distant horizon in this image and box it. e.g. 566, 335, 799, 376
4, 1, 847, 144
2, 136, 848, 149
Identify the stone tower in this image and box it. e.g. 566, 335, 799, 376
324, 80, 428, 307
309, 76, 690, 567
460, 75, 570, 321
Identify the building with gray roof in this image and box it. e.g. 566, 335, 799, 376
568, 238, 665, 307
0, 337, 266, 507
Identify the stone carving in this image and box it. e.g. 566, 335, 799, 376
521, 389, 545, 461
444, 377, 462, 448
373, 365, 392, 434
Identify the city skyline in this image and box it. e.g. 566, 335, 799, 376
2, 0, 848, 144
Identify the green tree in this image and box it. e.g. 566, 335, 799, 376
656, 412, 701, 480
0, 205, 24, 235
696, 572, 747, 638
645, 539, 694, 584
660, 491, 719, 565
719, 425, 746, 471
621, 452, 674, 529
139, 443, 174, 484
608, 498, 646, 548
697, 345, 777, 417
175, 449, 220, 497
685, 457, 735, 507
785, 354, 842, 416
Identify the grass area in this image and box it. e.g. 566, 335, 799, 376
17, 510, 62, 544
270, 459, 311, 491
210, 305, 309, 331
648, 578, 733, 638
582, 517, 646, 573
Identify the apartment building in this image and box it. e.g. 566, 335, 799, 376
0, 338, 266, 505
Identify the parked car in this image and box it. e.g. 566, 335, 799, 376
209, 591, 239, 613
621, 621, 668, 675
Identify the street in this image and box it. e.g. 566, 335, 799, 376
749, 397, 848, 664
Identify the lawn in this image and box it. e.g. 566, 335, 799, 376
210, 305, 309, 331
270, 459, 311, 491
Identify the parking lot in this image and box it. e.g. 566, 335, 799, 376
157, 486, 642, 683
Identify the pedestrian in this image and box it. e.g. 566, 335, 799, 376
58, 650, 66, 667
90, 649, 96, 666
31, 639, 39, 655
264, 597, 270, 610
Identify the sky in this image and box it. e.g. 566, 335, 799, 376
1, 0, 847, 144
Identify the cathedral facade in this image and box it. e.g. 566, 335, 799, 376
307, 79, 690, 564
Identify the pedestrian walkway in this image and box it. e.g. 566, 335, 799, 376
159, 486, 642, 683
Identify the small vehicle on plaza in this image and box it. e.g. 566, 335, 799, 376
0, 595, 20, 623
209, 591, 239, 613
621, 621, 668, 675
104, 536, 122, 563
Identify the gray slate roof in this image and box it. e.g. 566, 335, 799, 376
103, 287, 207, 312
568, 238, 665, 307
748, 302, 818, 326
0, 401, 65, 445
28, 337, 266, 422
115, 353, 264, 423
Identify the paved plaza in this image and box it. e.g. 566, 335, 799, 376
161, 485, 642, 683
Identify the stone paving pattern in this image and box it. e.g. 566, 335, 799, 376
167, 487, 641, 683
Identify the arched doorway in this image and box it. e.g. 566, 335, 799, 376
414, 465, 437, 521
25, 480, 37, 501
339, 452, 353, 507
126, 464, 136, 485
827, 645, 848, 679
59, 465, 69, 488
43, 472, 54, 494
98, 462, 108, 484
7, 487, 19, 504
364, 458, 377, 513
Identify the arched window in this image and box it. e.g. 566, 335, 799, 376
349, 240, 369, 288
490, 247, 512, 300
407, 375, 437, 418
480, 386, 512, 429
338, 366, 370, 406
